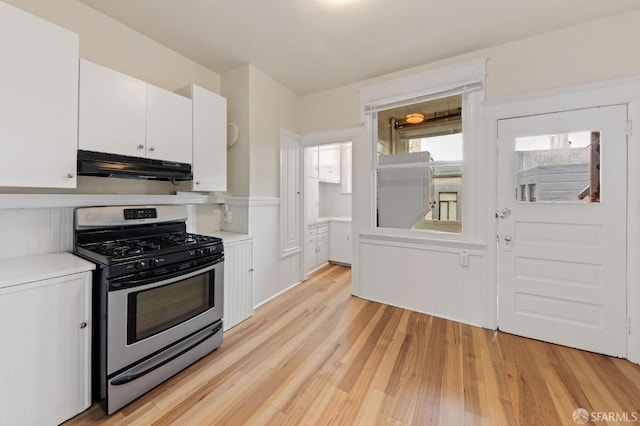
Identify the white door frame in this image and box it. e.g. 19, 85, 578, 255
300, 125, 362, 283
482, 76, 640, 363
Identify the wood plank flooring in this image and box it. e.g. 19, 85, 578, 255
67, 264, 640, 425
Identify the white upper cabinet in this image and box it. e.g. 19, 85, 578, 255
146, 84, 193, 164
305, 146, 319, 178
79, 60, 194, 165
179, 84, 227, 192
79, 59, 146, 158
318, 144, 341, 183
0, 1, 79, 188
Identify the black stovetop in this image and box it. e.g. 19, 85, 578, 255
80, 232, 220, 258
74, 222, 223, 268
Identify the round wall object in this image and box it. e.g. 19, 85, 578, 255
227, 123, 239, 148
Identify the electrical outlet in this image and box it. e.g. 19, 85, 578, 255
459, 251, 469, 266
227, 211, 233, 224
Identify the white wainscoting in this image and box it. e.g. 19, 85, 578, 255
247, 198, 303, 308
358, 237, 489, 328
0, 208, 74, 259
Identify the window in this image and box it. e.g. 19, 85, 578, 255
359, 57, 486, 239
515, 131, 600, 203
375, 94, 464, 233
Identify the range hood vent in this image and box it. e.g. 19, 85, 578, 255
77, 150, 192, 181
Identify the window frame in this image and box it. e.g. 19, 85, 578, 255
359, 58, 487, 242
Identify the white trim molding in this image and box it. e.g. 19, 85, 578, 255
0, 193, 225, 210
301, 124, 363, 146
359, 57, 487, 109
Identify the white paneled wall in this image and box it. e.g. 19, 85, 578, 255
0, 208, 74, 259
359, 238, 489, 327
248, 199, 303, 307
223, 238, 254, 331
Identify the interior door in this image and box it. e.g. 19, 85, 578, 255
497, 105, 628, 358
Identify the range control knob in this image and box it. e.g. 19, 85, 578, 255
134, 261, 146, 270
195, 249, 204, 256
205, 247, 214, 255
148, 258, 158, 267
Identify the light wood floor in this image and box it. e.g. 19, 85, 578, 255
67, 264, 640, 425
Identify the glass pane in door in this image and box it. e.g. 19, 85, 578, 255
515, 131, 600, 203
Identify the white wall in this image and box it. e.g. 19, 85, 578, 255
319, 182, 351, 218
220, 65, 303, 307
222, 65, 251, 198
249, 66, 300, 198
300, 10, 640, 132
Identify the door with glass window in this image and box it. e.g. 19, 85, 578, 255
497, 105, 627, 357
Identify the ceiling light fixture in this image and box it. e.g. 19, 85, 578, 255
405, 113, 425, 124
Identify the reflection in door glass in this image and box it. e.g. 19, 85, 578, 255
515, 131, 600, 203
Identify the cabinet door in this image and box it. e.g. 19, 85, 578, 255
191, 85, 227, 191
223, 239, 254, 331
146, 84, 193, 164
317, 237, 329, 266
0, 2, 78, 188
305, 177, 319, 224
79, 59, 146, 157
304, 240, 317, 273
329, 222, 352, 265
305, 146, 319, 178
319, 144, 341, 183
0, 272, 91, 425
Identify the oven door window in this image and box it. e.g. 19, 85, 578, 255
127, 271, 215, 344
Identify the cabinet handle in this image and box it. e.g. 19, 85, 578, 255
80, 322, 88, 329
66, 173, 74, 179
137, 144, 144, 150
149, 146, 156, 152
249, 268, 254, 272
195, 181, 201, 185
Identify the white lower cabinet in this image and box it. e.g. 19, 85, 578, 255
329, 221, 352, 265
305, 223, 329, 273
0, 253, 94, 426
223, 238, 254, 331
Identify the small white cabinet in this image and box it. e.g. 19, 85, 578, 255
305, 222, 329, 273
329, 220, 352, 265
0, 253, 95, 426
0, 1, 79, 188
221, 236, 254, 331
178, 84, 228, 192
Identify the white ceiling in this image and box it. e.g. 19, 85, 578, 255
80, 0, 640, 95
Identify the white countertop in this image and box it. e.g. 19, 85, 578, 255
328, 216, 352, 223
309, 217, 352, 225
0, 252, 95, 290
206, 231, 253, 245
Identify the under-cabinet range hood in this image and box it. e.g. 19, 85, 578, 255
77, 150, 192, 181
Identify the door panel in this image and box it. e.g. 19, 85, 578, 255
497, 105, 627, 357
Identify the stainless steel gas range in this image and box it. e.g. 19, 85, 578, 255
73, 205, 224, 414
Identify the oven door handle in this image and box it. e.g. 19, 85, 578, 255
109, 260, 221, 291
110, 322, 223, 386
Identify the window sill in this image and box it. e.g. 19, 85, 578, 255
359, 231, 487, 252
